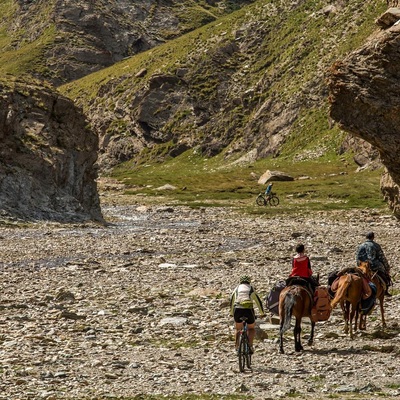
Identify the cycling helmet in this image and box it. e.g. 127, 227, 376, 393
240, 275, 251, 284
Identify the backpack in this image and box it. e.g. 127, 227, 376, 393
265, 280, 286, 316
311, 286, 331, 322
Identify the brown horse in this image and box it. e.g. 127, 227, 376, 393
279, 284, 315, 353
330, 272, 363, 339
358, 261, 386, 328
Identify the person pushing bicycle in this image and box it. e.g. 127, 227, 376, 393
229, 275, 265, 354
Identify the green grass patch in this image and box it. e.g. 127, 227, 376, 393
0, 24, 56, 77
110, 148, 387, 214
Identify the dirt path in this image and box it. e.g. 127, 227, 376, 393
0, 197, 399, 399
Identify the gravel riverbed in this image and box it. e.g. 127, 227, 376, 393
0, 195, 399, 399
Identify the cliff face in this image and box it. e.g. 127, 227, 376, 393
328, 8, 400, 217
0, 78, 102, 222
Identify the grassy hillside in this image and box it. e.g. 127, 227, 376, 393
59, 0, 387, 172
108, 144, 387, 214
0, 0, 57, 78
0, 0, 254, 84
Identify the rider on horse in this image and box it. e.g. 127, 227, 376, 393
287, 243, 319, 294
356, 232, 392, 296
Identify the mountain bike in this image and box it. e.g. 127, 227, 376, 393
237, 317, 252, 372
256, 191, 279, 206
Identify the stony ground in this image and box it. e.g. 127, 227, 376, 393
0, 191, 399, 400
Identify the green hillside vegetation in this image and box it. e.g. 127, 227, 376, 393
111, 142, 386, 214
59, 0, 386, 146
60, 0, 385, 109
0, 0, 57, 78
0, 0, 252, 83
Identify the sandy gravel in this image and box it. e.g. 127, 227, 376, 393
0, 193, 399, 399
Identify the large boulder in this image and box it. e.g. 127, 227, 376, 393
258, 170, 294, 185
328, 12, 400, 218
0, 78, 102, 222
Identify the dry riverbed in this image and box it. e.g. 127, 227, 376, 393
0, 193, 399, 399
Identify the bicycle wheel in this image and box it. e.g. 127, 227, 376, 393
246, 351, 252, 369
238, 334, 246, 372
244, 335, 252, 370
269, 195, 279, 206
256, 194, 266, 206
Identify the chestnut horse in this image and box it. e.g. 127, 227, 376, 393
279, 283, 315, 353
330, 272, 363, 338
358, 261, 386, 328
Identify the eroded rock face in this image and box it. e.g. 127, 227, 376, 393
328, 12, 400, 218
0, 78, 102, 222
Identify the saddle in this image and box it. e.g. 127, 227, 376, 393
337, 266, 366, 278
286, 276, 314, 301
371, 269, 390, 289
330, 271, 372, 299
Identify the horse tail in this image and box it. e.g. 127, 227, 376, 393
330, 274, 352, 309
281, 291, 295, 334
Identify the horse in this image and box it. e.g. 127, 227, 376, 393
330, 272, 363, 339
358, 260, 386, 328
279, 281, 315, 354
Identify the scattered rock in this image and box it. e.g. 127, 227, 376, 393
0, 202, 398, 398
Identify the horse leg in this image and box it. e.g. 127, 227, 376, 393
279, 325, 285, 354
294, 318, 303, 352
343, 301, 349, 334
379, 297, 386, 328
359, 313, 366, 330
308, 321, 315, 346
349, 303, 358, 339
354, 307, 359, 333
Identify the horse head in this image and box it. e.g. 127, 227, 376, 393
358, 260, 372, 279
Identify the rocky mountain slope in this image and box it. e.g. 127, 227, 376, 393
0, 77, 102, 222
0, 0, 252, 85
59, 0, 386, 172
328, 9, 400, 218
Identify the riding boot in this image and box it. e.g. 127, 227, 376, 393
384, 274, 392, 296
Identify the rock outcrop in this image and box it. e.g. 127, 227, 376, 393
328, 9, 400, 218
0, 78, 102, 222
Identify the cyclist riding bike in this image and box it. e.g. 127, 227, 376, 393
265, 182, 273, 199
229, 275, 265, 354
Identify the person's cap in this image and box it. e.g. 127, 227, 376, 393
366, 232, 374, 239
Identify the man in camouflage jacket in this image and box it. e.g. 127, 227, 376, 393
356, 232, 392, 296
